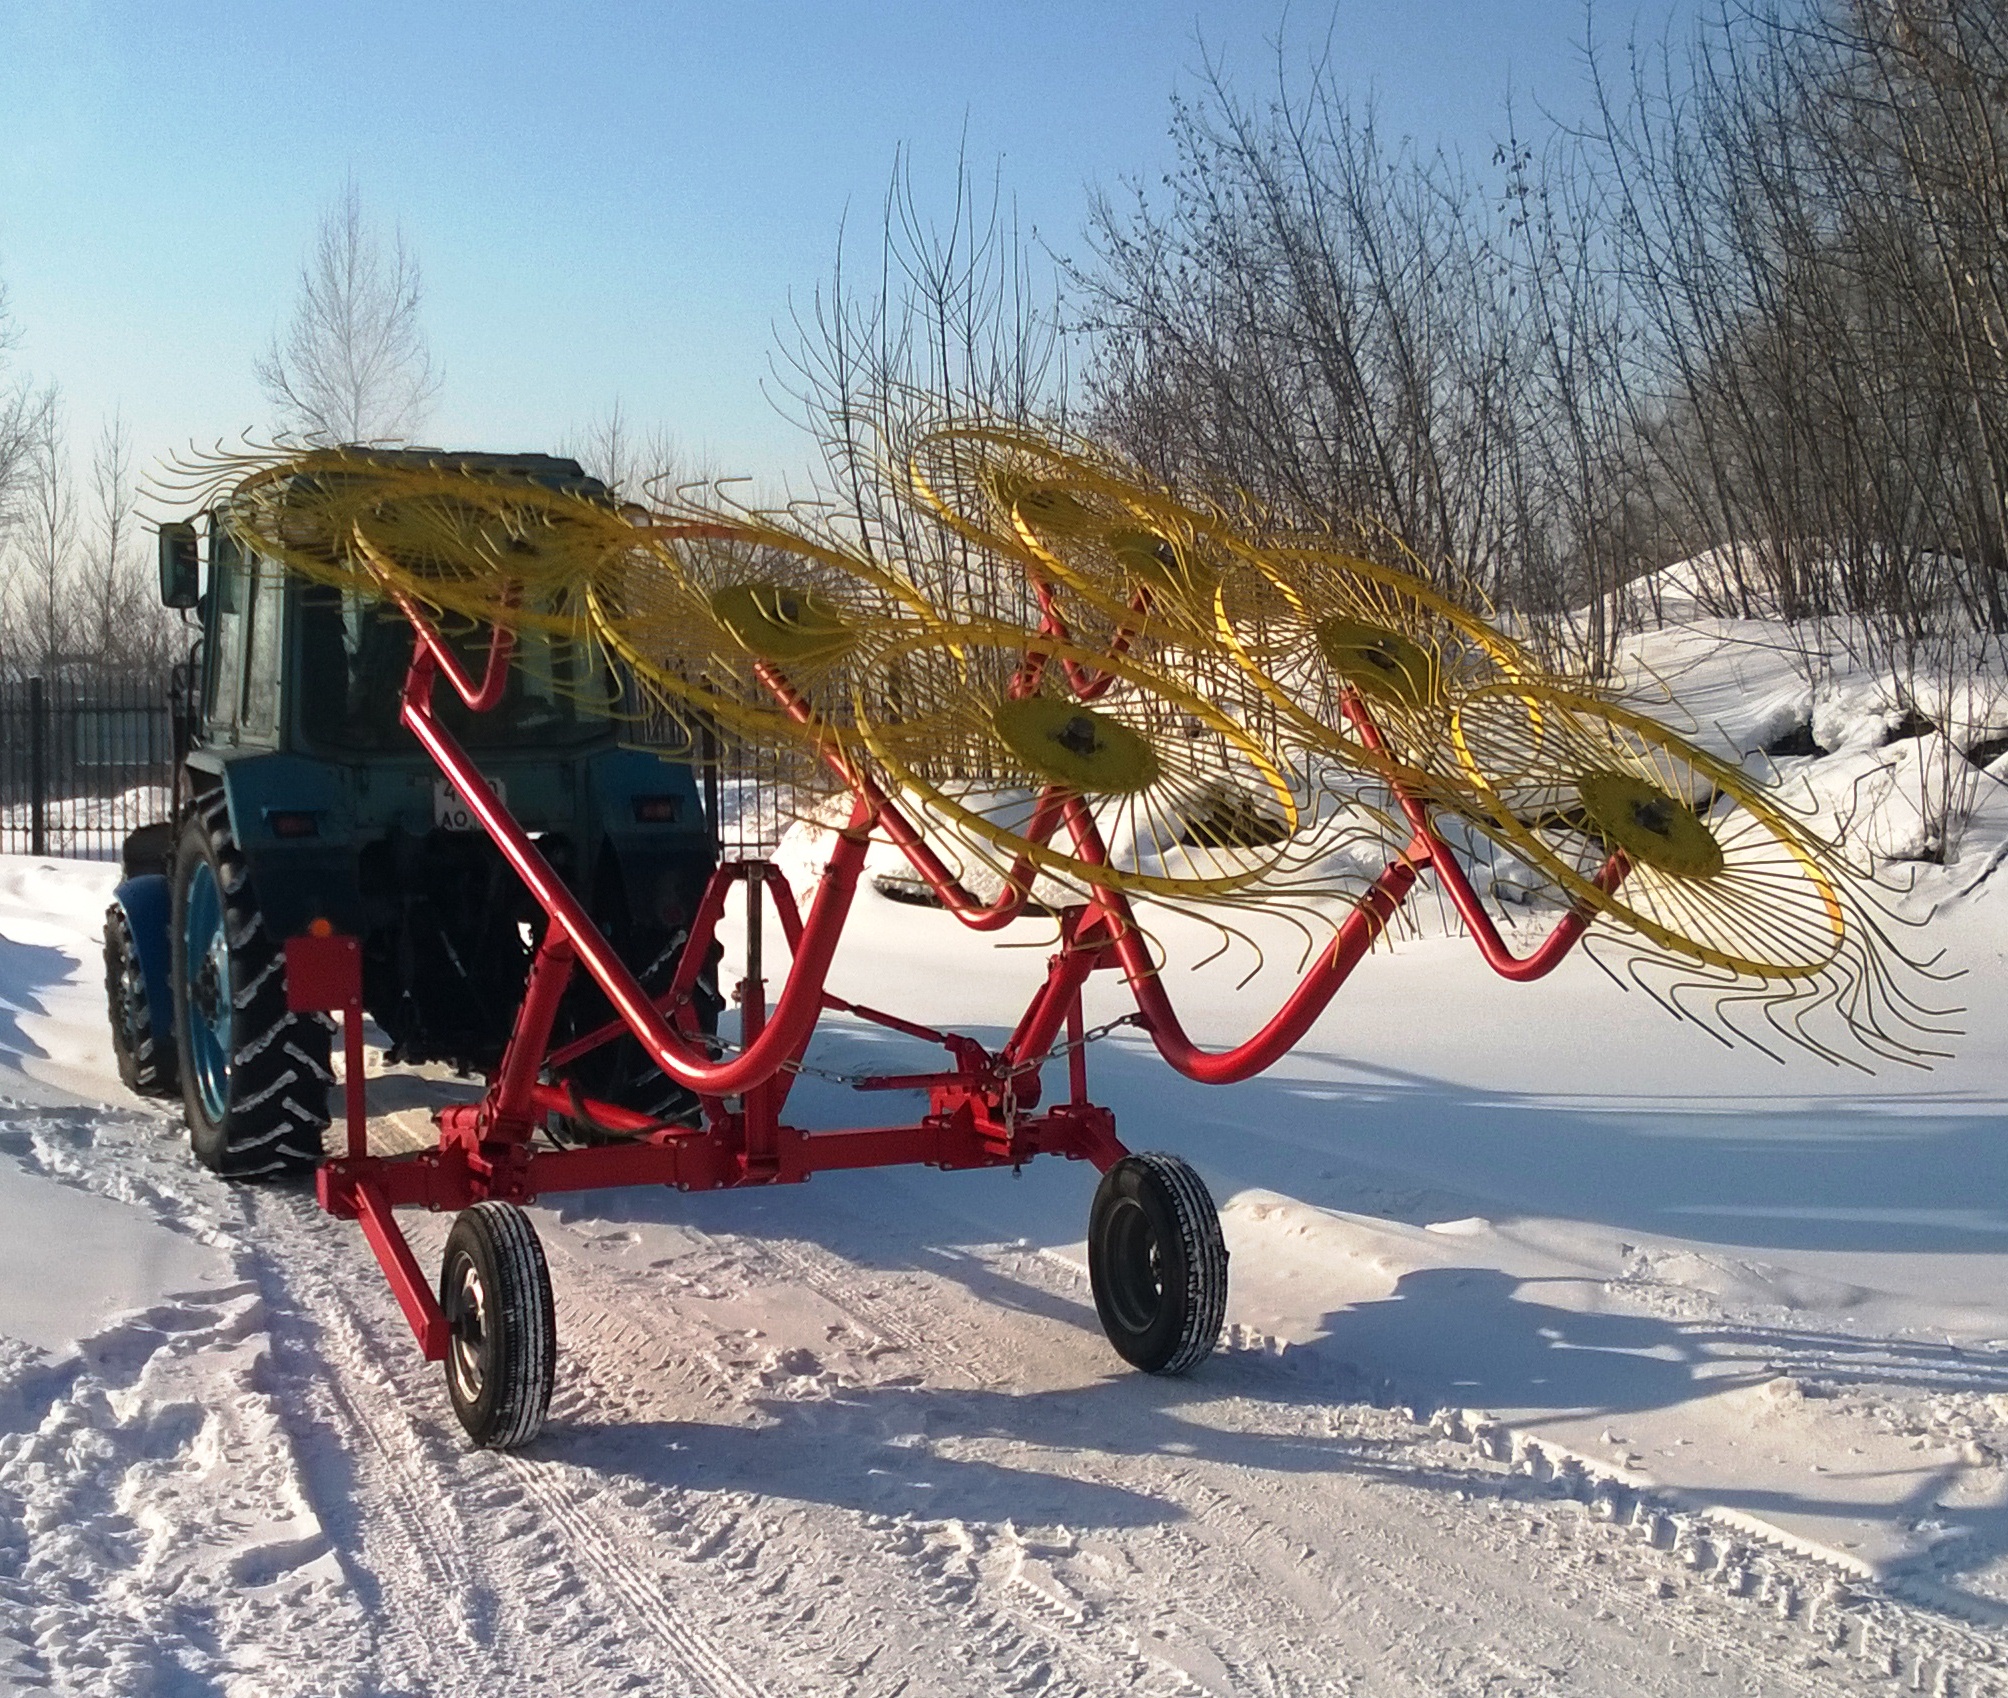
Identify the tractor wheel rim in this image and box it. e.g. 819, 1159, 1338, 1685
116, 927, 148, 1046
447, 1257, 490, 1404
182, 861, 231, 1124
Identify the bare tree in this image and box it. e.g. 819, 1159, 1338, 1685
561, 399, 693, 500
1074, 52, 1564, 644
772, 143, 1067, 618
256, 179, 441, 444
72, 412, 174, 672
0, 278, 35, 538
14, 387, 74, 673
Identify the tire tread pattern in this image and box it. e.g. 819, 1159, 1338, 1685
1090, 1151, 1229, 1376
173, 800, 330, 1178
1139, 1151, 1230, 1376
447, 1201, 556, 1449
103, 904, 178, 1098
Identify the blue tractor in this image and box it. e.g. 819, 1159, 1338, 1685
103, 451, 718, 1177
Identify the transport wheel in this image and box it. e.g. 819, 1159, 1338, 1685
1088, 1152, 1228, 1375
104, 902, 178, 1098
440, 1202, 556, 1448
170, 801, 331, 1177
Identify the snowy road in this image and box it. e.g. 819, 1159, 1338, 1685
5, 839, 2008, 1694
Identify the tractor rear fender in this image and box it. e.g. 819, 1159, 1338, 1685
110, 874, 174, 1043
586, 746, 713, 928
187, 743, 710, 947
199, 753, 367, 939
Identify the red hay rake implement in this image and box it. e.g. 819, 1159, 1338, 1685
288, 589, 1620, 1448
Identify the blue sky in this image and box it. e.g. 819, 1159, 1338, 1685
0, 1, 1695, 498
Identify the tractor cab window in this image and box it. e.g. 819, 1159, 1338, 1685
239, 557, 286, 742
298, 587, 616, 751
204, 524, 249, 736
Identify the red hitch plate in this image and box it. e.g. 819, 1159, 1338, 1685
285, 928, 362, 1014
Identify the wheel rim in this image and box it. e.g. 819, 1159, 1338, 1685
445, 1252, 491, 1405
114, 923, 148, 1049
182, 860, 231, 1123
1103, 1197, 1166, 1336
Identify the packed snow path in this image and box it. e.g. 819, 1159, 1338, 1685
4, 818, 2008, 1693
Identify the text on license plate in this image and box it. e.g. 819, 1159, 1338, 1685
433, 776, 505, 831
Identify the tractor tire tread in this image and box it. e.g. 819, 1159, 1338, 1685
103, 903, 178, 1099
173, 802, 330, 1178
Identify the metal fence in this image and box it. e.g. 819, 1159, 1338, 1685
0, 673, 812, 864
0, 673, 178, 861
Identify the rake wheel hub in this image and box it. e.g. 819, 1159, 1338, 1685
1106, 528, 1215, 602
1011, 484, 1099, 539
1312, 617, 1439, 708
1575, 769, 1724, 879
991, 696, 1161, 795
709, 581, 855, 663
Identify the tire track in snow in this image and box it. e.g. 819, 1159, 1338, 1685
16, 1100, 2006, 1695
252, 1187, 769, 1698
714, 1225, 1973, 1696
538, 1228, 1140, 1698
242, 1188, 499, 1696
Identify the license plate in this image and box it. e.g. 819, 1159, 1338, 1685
433, 775, 505, 831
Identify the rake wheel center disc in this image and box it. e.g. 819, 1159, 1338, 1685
1106, 528, 1215, 602
991, 696, 1161, 795
1576, 769, 1725, 879
1010, 484, 1099, 539
1312, 617, 1439, 708
709, 581, 855, 663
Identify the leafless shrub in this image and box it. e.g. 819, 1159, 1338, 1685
0, 399, 177, 680
772, 144, 1067, 613
10, 387, 74, 674
1069, 46, 1655, 673
560, 399, 697, 502
0, 280, 34, 538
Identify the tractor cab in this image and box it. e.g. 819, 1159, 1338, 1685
108, 450, 718, 1178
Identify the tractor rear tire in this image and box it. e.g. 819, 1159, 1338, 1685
440, 1202, 556, 1448
170, 802, 331, 1178
1088, 1152, 1229, 1375
561, 919, 712, 1136
105, 903, 178, 1098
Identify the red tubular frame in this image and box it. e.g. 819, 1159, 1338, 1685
309, 588, 1619, 1360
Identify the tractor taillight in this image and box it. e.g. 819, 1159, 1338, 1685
632, 795, 682, 824
266, 810, 321, 839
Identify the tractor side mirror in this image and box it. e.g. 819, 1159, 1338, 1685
158, 522, 200, 608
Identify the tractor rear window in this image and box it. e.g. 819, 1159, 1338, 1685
298, 588, 617, 750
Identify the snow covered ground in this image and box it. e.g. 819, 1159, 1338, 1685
4, 617, 2008, 1694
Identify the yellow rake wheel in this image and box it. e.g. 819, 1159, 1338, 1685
907, 423, 1117, 558
1449, 683, 1848, 980
907, 425, 1226, 652
584, 511, 949, 765
227, 452, 640, 636
1009, 484, 1233, 650
1210, 542, 1543, 804
853, 628, 1306, 903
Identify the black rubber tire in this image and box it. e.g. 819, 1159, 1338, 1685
440, 1202, 556, 1448
561, 921, 714, 1137
104, 902, 178, 1098
170, 799, 332, 1178
1088, 1152, 1229, 1375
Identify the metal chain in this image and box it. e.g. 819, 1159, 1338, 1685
999, 1011, 1146, 1081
